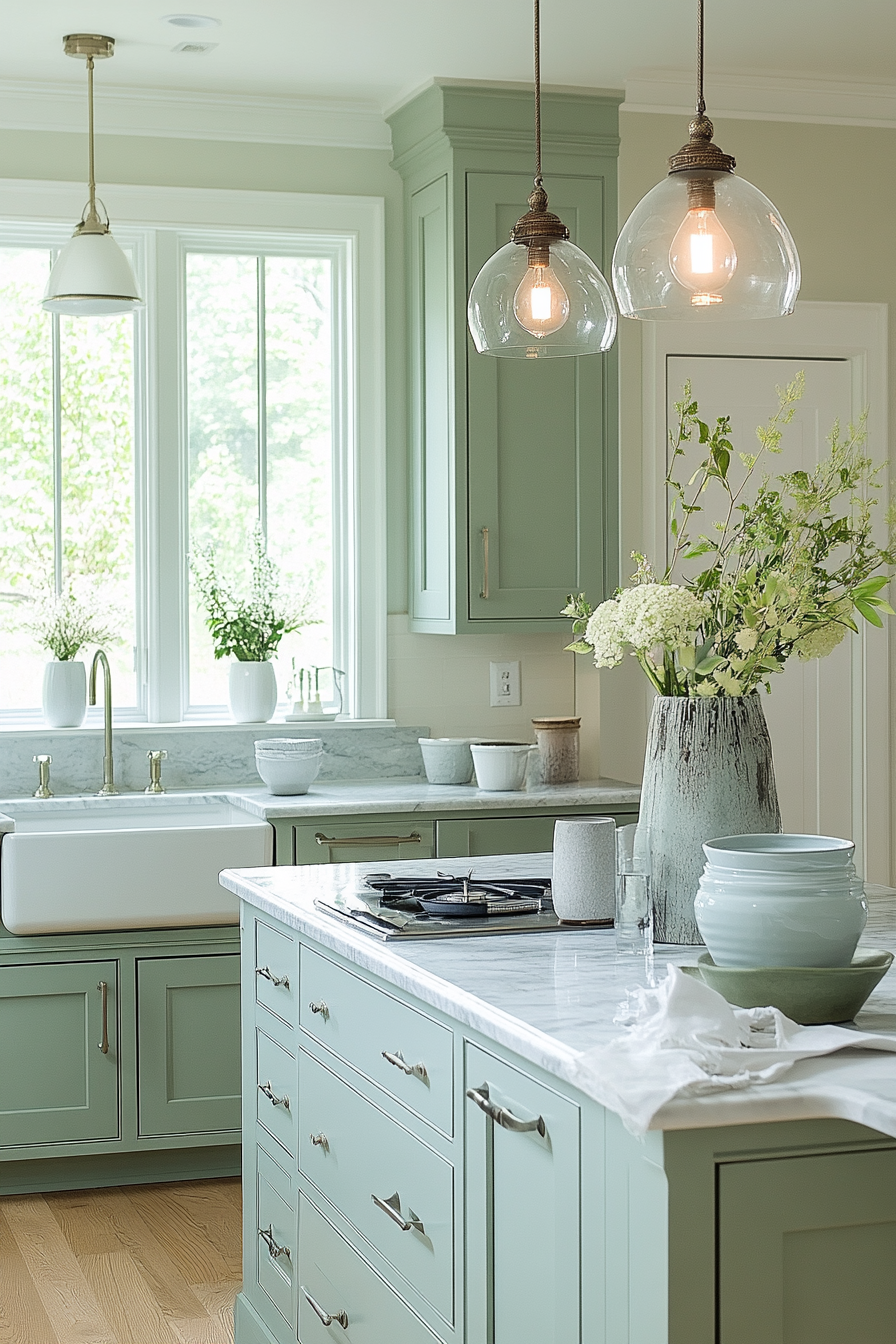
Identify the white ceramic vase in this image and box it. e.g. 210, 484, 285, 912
229, 660, 277, 724
551, 816, 617, 924
637, 695, 781, 945
42, 659, 87, 728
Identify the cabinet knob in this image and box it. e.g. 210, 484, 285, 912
302, 1286, 348, 1330
466, 1082, 545, 1137
308, 999, 330, 1020
257, 1080, 290, 1110
382, 1049, 429, 1083
310, 1132, 330, 1152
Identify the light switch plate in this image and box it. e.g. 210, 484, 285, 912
489, 660, 521, 707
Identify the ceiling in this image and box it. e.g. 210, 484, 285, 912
2, 1, 896, 108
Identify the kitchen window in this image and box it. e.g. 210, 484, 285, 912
0, 185, 386, 724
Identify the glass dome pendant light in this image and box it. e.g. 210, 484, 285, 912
42, 35, 143, 316
467, 0, 616, 358
612, 0, 800, 321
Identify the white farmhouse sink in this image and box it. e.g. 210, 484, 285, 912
0, 794, 273, 935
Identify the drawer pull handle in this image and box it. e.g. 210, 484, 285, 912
466, 1082, 546, 1137
308, 999, 330, 1021
256, 965, 290, 989
97, 981, 109, 1055
258, 1080, 290, 1110
480, 525, 490, 599
310, 1131, 330, 1152
382, 1049, 429, 1083
259, 1225, 291, 1260
372, 1190, 425, 1235
302, 1287, 348, 1330
315, 830, 423, 848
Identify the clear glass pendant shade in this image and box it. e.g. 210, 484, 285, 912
42, 229, 143, 315
612, 170, 800, 321
468, 238, 617, 358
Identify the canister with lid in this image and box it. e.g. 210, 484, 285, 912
532, 716, 581, 784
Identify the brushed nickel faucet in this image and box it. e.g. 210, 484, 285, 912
145, 749, 167, 794
32, 754, 53, 799
89, 649, 117, 796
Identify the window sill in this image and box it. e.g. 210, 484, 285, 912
0, 718, 396, 737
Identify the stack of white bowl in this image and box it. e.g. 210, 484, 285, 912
255, 737, 323, 796
694, 834, 867, 968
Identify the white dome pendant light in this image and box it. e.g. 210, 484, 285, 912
42, 35, 143, 316
467, 0, 616, 358
612, 0, 800, 321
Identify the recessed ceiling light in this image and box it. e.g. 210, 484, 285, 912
162, 14, 221, 28
172, 40, 218, 53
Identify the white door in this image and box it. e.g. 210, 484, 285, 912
644, 304, 889, 883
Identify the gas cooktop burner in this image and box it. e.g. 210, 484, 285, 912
363, 871, 552, 919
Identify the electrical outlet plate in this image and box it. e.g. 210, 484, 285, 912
489, 660, 521, 707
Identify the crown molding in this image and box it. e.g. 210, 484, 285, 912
624, 67, 896, 129
0, 78, 392, 150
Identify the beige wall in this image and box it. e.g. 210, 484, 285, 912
596, 109, 896, 787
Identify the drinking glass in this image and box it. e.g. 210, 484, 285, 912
615, 871, 653, 955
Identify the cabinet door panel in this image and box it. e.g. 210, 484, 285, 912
0, 960, 119, 1147
465, 1043, 581, 1344
719, 1148, 896, 1344
137, 955, 241, 1137
437, 815, 557, 858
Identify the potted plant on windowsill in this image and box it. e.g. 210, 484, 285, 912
27, 589, 119, 728
192, 525, 316, 724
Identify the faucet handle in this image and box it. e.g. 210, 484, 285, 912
145, 749, 168, 795
33, 755, 53, 800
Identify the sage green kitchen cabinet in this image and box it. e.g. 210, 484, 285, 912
717, 1147, 896, 1343
0, 927, 240, 1194
136, 953, 241, 1138
389, 81, 621, 634
435, 806, 636, 859
293, 818, 436, 865
465, 1043, 581, 1344
0, 959, 119, 1149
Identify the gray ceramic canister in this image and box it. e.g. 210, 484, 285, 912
551, 816, 617, 924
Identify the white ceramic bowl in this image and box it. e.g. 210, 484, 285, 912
255, 737, 323, 756
470, 742, 534, 792
255, 751, 322, 795
703, 833, 855, 873
418, 738, 476, 785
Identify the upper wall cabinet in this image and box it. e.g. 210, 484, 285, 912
389, 82, 621, 634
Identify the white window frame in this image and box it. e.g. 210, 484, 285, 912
0, 179, 387, 723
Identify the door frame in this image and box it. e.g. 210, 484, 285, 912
641, 302, 890, 882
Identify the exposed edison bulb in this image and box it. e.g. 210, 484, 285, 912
513, 255, 570, 337
669, 206, 737, 306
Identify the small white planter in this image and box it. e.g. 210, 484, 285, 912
42, 659, 87, 728
229, 660, 277, 724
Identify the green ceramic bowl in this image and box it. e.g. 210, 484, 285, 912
680, 949, 894, 1024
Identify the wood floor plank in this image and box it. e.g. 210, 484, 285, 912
48, 1191, 122, 1257
78, 1251, 180, 1344
216, 1179, 242, 1213
191, 1279, 242, 1318
169, 1311, 234, 1344
0, 1204, 61, 1344
125, 1184, 240, 1283
85, 1188, 210, 1321
1, 1195, 117, 1344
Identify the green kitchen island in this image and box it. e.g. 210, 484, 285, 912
223, 854, 896, 1344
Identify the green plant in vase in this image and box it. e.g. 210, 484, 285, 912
26, 588, 121, 729
563, 373, 896, 943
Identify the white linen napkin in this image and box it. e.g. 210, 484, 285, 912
566, 965, 896, 1135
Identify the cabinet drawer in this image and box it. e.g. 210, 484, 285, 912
294, 820, 435, 865
299, 1050, 454, 1324
255, 1143, 296, 1329
253, 917, 297, 1028
256, 1027, 297, 1158
298, 1193, 442, 1344
300, 946, 453, 1135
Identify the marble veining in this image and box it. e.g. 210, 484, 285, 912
221, 855, 896, 1136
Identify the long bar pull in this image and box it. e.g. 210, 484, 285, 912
466, 1082, 545, 1136
314, 831, 422, 849
480, 526, 490, 599
256, 965, 290, 989
372, 1191, 425, 1235
382, 1049, 429, 1083
258, 1226, 291, 1260
302, 1287, 349, 1330
97, 981, 109, 1054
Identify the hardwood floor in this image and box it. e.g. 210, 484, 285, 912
0, 1178, 242, 1344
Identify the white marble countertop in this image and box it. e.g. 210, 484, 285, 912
0, 777, 639, 829
220, 853, 896, 1138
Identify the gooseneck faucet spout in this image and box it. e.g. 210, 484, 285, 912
89, 649, 117, 796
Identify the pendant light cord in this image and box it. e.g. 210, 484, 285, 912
695, 0, 705, 117
533, 0, 542, 186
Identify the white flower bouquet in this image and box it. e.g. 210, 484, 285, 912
564, 373, 896, 697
